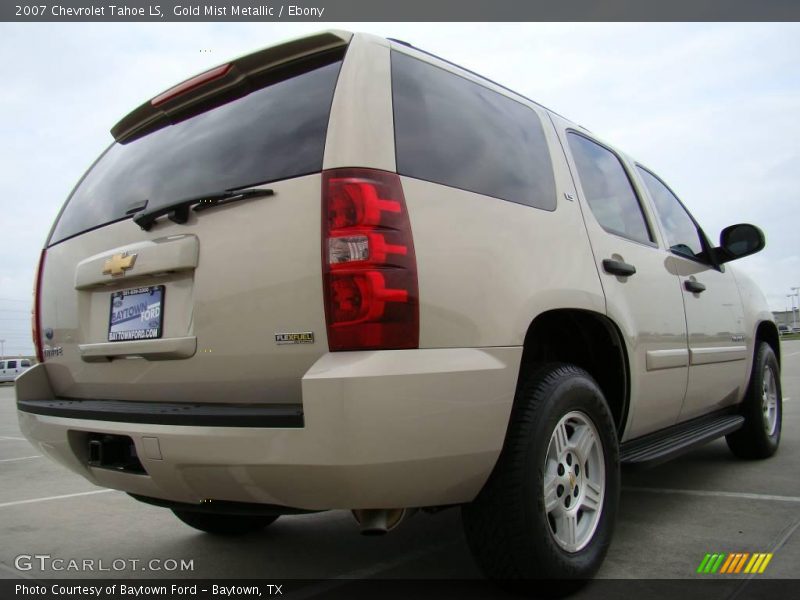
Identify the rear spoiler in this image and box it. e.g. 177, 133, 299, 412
111, 30, 353, 143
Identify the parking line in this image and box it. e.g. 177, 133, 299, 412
728, 515, 800, 599
0, 436, 27, 441
0, 456, 40, 463
0, 489, 114, 509
624, 486, 800, 503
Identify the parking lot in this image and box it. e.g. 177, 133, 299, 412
0, 341, 798, 588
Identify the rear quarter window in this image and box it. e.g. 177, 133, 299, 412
391, 51, 556, 211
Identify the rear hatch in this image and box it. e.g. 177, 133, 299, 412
36, 31, 351, 404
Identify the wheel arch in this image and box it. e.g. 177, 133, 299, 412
755, 320, 780, 367
515, 309, 630, 439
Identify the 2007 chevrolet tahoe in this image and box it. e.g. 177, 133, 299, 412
17, 31, 781, 583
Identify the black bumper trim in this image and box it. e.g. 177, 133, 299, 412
17, 398, 304, 428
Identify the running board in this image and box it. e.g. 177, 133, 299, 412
620, 414, 744, 466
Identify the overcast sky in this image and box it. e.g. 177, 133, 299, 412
1, 22, 799, 356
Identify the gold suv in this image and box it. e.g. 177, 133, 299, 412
17, 31, 782, 583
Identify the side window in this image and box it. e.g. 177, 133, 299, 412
391, 51, 556, 211
0, 361, 5, 369
7, 360, 17, 369
567, 133, 653, 245
637, 167, 704, 260
21, 360, 31, 367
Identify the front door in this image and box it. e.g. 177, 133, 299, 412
635, 166, 747, 420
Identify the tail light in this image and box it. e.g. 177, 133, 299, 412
32, 249, 46, 363
322, 168, 419, 351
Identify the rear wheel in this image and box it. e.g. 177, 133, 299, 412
172, 510, 279, 535
726, 342, 782, 459
462, 363, 619, 587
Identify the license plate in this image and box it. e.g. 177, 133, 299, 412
108, 286, 165, 342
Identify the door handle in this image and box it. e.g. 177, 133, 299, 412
684, 280, 706, 294
603, 259, 636, 277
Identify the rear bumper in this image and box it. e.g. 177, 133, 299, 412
16, 347, 521, 510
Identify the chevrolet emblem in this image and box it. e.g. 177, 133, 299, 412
102, 253, 137, 276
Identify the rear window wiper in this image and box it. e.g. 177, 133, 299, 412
132, 188, 274, 231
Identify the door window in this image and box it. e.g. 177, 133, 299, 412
6, 360, 17, 369
637, 167, 705, 260
567, 133, 653, 245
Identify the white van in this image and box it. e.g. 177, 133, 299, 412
1, 358, 32, 383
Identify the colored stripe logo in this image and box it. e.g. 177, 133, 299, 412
696, 552, 773, 574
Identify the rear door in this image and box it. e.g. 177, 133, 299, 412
635, 166, 747, 420
551, 118, 690, 438
37, 33, 351, 404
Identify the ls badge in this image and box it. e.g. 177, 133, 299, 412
275, 332, 315, 345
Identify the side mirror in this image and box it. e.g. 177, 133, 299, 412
716, 223, 765, 263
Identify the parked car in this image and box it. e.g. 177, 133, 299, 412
793, 326, 800, 334
0, 358, 32, 383
17, 31, 782, 584
779, 324, 790, 335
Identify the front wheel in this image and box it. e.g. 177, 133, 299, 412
726, 342, 782, 459
462, 363, 619, 585
172, 510, 279, 535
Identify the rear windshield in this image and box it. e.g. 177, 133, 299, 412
391, 51, 556, 211
49, 53, 344, 245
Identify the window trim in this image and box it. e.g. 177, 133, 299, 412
634, 163, 720, 269
565, 129, 659, 249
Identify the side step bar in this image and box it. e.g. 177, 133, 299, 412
621, 413, 744, 466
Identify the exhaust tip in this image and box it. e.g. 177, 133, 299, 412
352, 508, 411, 535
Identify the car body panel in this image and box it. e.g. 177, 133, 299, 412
38, 174, 328, 405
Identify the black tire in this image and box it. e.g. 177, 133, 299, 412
726, 342, 782, 459
462, 363, 619, 589
172, 510, 279, 535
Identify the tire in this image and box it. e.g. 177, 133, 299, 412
462, 363, 619, 589
726, 342, 782, 459
172, 510, 279, 535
